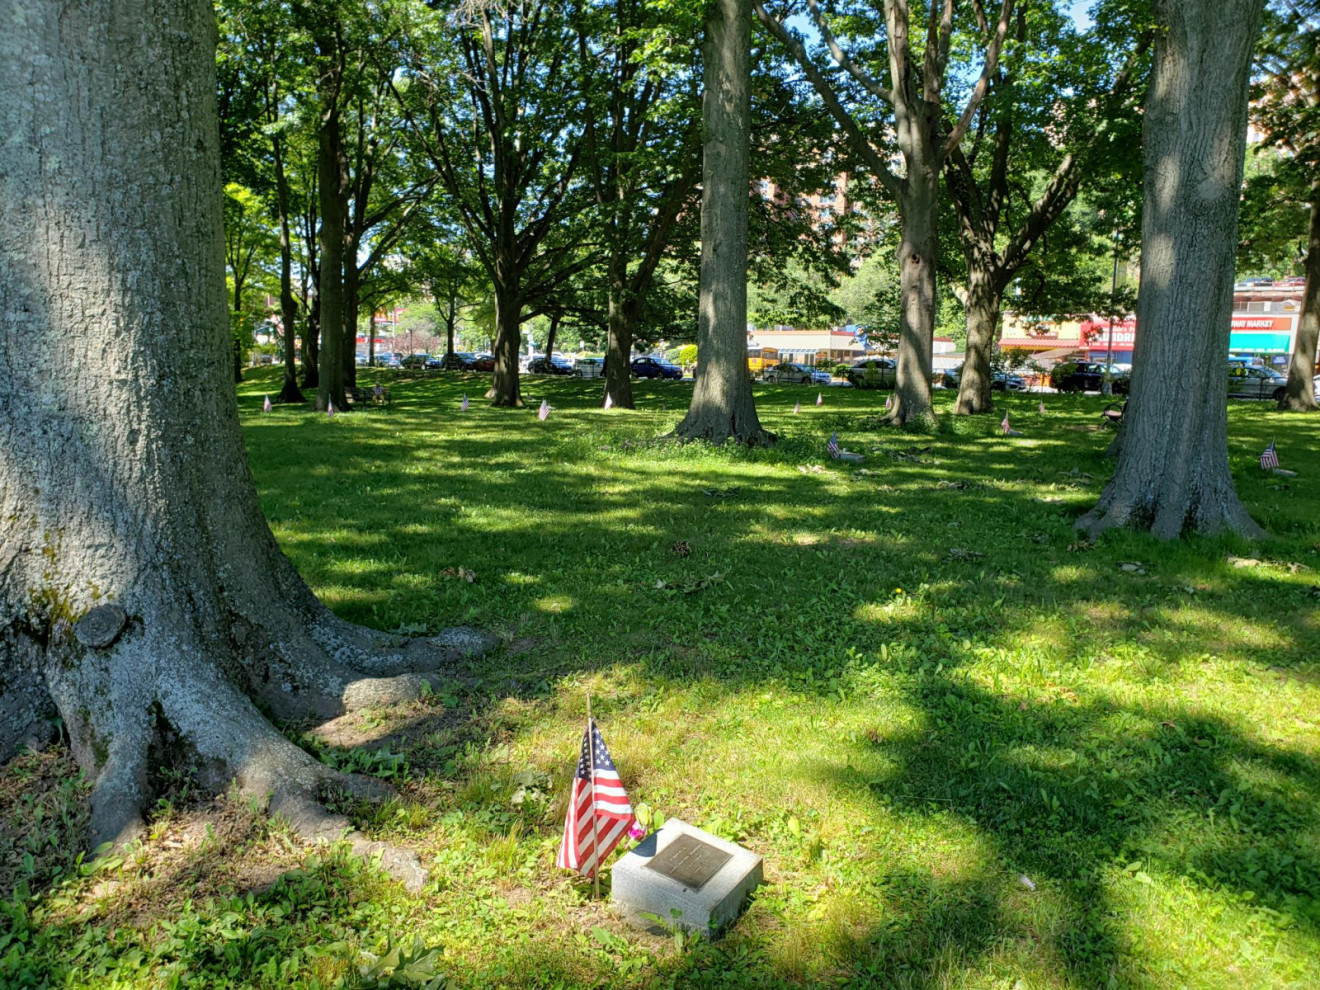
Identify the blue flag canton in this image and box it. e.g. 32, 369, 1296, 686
574, 721, 617, 779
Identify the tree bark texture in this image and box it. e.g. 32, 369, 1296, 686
1279, 191, 1320, 411
673, 0, 771, 444
891, 164, 938, 424
544, 313, 560, 366
0, 0, 490, 881
273, 135, 306, 404
604, 256, 636, 409
956, 262, 1001, 415
342, 244, 360, 388
487, 285, 524, 406
1079, 0, 1265, 539
314, 38, 348, 413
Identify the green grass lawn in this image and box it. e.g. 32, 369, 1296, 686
4, 368, 1320, 989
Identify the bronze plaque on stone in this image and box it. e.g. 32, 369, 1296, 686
644, 833, 732, 890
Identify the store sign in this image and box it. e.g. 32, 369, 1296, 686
1230, 315, 1293, 333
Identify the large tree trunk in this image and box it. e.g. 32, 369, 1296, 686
604, 264, 636, 409
888, 164, 937, 425
1279, 191, 1320, 411
672, 0, 771, 445
0, 0, 490, 880
315, 63, 348, 412
273, 137, 305, 405
487, 284, 524, 406
1079, 0, 1265, 539
955, 260, 1001, 415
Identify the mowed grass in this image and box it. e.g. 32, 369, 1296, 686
4, 367, 1320, 989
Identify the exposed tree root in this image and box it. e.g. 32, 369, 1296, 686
1075, 491, 1265, 541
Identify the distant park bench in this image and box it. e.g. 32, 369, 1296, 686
1102, 402, 1126, 427
346, 384, 391, 407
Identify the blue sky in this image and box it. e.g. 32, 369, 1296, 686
1068, 0, 1094, 28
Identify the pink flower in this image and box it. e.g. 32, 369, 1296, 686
628, 822, 647, 841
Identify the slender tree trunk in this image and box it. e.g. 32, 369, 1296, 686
672, 0, 770, 444
302, 292, 320, 389
342, 252, 360, 388
272, 135, 305, 404
233, 274, 245, 383
368, 311, 377, 367
1079, 0, 1265, 539
444, 295, 457, 362
955, 260, 1001, 415
316, 102, 348, 412
888, 162, 937, 425
1279, 191, 1320, 411
0, 0, 489, 877
487, 283, 523, 406
544, 313, 560, 365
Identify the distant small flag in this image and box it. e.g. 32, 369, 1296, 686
263, 395, 272, 412
604, 393, 614, 410
460, 394, 469, 412
556, 720, 635, 878
884, 395, 893, 410
827, 432, 840, 459
538, 399, 551, 421
793, 400, 801, 415
1001, 412, 1011, 435
1038, 400, 1046, 415
327, 400, 336, 418
816, 392, 823, 406
1260, 439, 1279, 470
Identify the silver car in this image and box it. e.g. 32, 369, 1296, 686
1227, 365, 1286, 401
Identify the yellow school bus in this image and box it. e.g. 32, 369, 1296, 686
747, 346, 779, 374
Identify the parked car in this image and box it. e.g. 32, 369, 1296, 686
1228, 364, 1286, 400
373, 352, 402, 368
400, 353, 430, 369
845, 357, 898, 389
809, 367, 833, 385
1050, 361, 1129, 394
527, 355, 574, 375
761, 362, 815, 384
631, 356, 682, 380
436, 351, 475, 370
472, 353, 496, 372
939, 365, 1027, 391
576, 356, 605, 378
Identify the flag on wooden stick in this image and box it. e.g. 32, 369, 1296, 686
1038, 400, 1046, 415
538, 399, 551, 421
604, 393, 614, 410
827, 432, 840, 459
263, 395, 272, 413
327, 401, 336, 418
1260, 439, 1279, 470
884, 395, 893, 411
1001, 412, 1011, 435
556, 719, 635, 879
816, 392, 824, 406
460, 394, 469, 411
793, 400, 800, 415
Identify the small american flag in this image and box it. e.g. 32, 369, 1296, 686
460, 394, 469, 411
327, 400, 336, 418
884, 395, 893, 410
557, 720, 635, 878
1001, 412, 1011, 434
263, 395, 272, 413
827, 432, 840, 459
816, 392, 824, 406
538, 399, 551, 421
793, 400, 800, 415
1260, 439, 1279, 470
1038, 400, 1046, 415
604, 393, 613, 410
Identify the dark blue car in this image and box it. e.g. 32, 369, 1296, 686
630, 357, 682, 380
